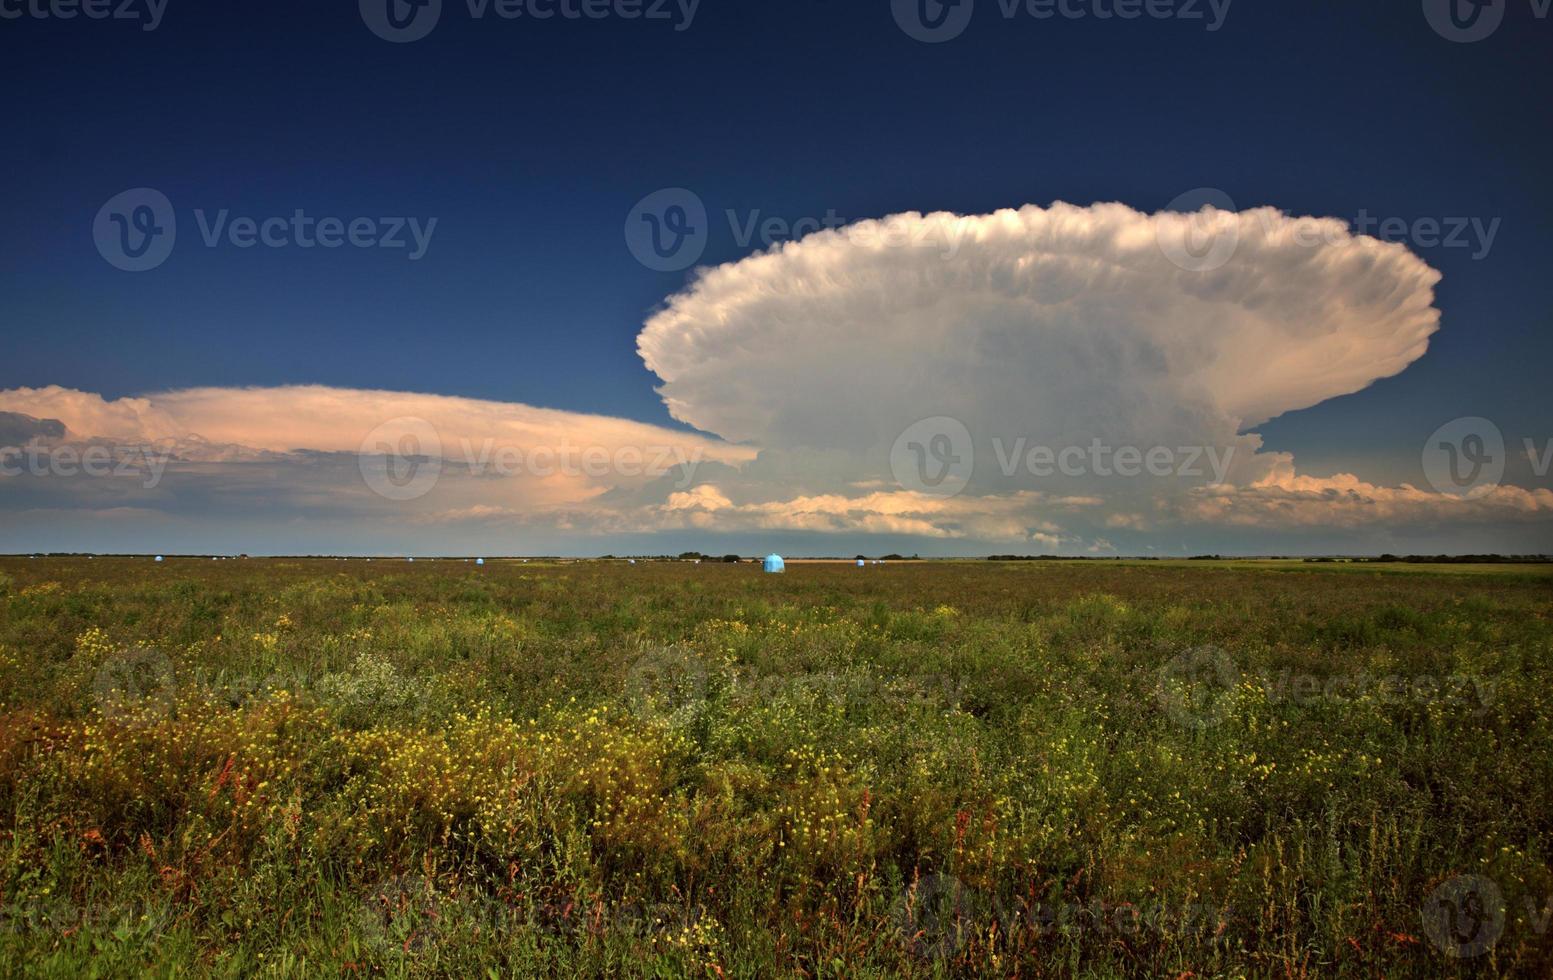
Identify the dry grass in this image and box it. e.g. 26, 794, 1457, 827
0, 557, 1549, 976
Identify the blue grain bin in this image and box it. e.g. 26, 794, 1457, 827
763, 554, 785, 573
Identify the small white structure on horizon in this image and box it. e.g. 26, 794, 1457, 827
154, 555, 163, 562
476, 558, 485, 565
764, 554, 785, 574
857, 559, 866, 567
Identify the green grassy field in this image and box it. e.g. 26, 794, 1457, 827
0, 557, 1549, 977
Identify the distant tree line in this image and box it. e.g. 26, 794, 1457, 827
1308, 554, 1551, 564
986, 555, 1131, 561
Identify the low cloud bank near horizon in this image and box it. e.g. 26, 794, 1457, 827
3, 202, 1550, 554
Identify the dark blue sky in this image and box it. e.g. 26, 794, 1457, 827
3, 0, 1550, 477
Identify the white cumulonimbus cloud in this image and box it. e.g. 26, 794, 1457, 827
636, 201, 1545, 540
2, 202, 1547, 551
639, 202, 1440, 453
